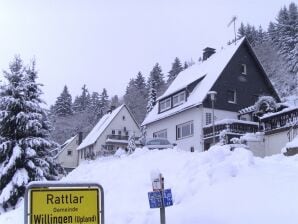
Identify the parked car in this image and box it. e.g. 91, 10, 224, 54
144, 138, 176, 150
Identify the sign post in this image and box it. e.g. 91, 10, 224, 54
148, 173, 173, 224
24, 182, 104, 224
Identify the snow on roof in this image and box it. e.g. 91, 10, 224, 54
143, 38, 246, 126
77, 105, 125, 150
260, 106, 298, 120
239, 106, 256, 115
54, 135, 77, 158
203, 118, 258, 128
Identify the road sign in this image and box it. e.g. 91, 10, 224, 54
24, 182, 104, 224
148, 191, 163, 208
163, 189, 173, 207
148, 189, 173, 209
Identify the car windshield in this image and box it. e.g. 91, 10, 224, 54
146, 139, 170, 145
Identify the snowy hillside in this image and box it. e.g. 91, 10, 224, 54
2, 146, 298, 223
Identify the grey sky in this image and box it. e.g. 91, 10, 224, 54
0, 0, 293, 106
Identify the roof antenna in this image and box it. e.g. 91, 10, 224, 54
227, 16, 237, 45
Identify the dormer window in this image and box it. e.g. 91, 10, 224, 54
241, 64, 247, 75
173, 91, 186, 107
160, 98, 171, 112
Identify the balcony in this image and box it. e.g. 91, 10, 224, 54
203, 119, 259, 139
260, 107, 298, 135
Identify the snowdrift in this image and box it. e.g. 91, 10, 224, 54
2, 145, 298, 224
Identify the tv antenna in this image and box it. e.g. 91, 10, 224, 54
227, 16, 237, 45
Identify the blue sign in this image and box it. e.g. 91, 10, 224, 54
148, 191, 163, 208
148, 189, 173, 208
163, 189, 173, 207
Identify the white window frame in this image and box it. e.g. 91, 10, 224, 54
153, 129, 167, 139
173, 91, 186, 107
205, 112, 212, 125
241, 64, 247, 75
67, 150, 72, 156
227, 90, 237, 104
160, 98, 171, 112
176, 121, 194, 140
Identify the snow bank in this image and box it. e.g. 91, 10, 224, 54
2, 145, 298, 224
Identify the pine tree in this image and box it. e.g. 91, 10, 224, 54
0, 57, 61, 209
148, 63, 166, 97
146, 79, 157, 113
73, 85, 91, 112
127, 134, 136, 154
111, 95, 120, 108
99, 88, 109, 115
54, 85, 73, 116
167, 57, 183, 85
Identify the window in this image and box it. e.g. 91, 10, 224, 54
227, 90, 236, 103
241, 64, 247, 75
112, 130, 115, 134
173, 91, 186, 107
153, 129, 167, 138
67, 151, 72, 156
118, 130, 122, 135
176, 121, 194, 139
206, 112, 212, 125
122, 116, 126, 120
160, 98, 171, 112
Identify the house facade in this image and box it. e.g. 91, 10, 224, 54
77, 104, 141, 162
55, 133, 83, 172
142, 37, 280, 152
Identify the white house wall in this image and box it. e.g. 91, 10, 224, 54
264, 132, 288, 156
202, 108, 238, 126
146, 107, 203, 152
56, 136, 79, 169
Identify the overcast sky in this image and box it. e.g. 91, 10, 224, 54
0, 0, 294, 107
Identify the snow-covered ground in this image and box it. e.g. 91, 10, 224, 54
2, 145, 298, 224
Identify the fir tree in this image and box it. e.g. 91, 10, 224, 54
148, 63, 166, 97
0, 57, 61, 209
99, 88, 110, 115
111, 95, 120, 108
127, 134, 136, 154
54, 85, 73, 116
73, 85, 91, 112
167, 57, 183, 85
146, 79, 157, 113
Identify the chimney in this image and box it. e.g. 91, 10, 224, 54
78, 131, 83, 145
203, 47, 216, 61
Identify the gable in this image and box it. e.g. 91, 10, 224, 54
203, 40, 280, 112
78, 105, 140, 150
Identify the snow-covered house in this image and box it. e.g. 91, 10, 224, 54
77, 104, 141, 162
142, 37, 280, 152
55, 133, 83, 172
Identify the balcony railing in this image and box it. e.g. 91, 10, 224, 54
106, 135, 129, 141
260, 107, 298, 133
203, 119, 259, 139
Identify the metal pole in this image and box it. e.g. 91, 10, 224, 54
160, 175, 166, 224
212, 99, 215, 144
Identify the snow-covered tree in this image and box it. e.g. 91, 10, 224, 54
0, 57, 62, 209
146, 79, 157, 113
54, 85, 73, 116
127, 134, 136, 154
99, 88, 110, 115
254, 96, 278, 117
124, 72, 148, 123
167, 57, 183, 85
148, 63, 166, 97
73, 84, 91, 112
110, 95, 120, 108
